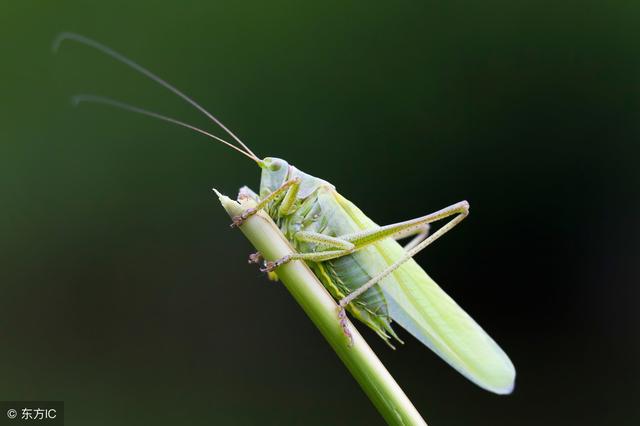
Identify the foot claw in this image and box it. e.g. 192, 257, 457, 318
230, 215, 243, 228
230, 215, 245, 228
248, 252, 263, 264
230, 208, 257, 228
260, 255, 291, 273
260, 261, 276, 273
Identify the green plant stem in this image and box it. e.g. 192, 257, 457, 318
218, 193, 428, 426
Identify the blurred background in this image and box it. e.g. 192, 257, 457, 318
1, 1, 639, 425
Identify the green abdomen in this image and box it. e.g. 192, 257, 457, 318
276, 187, 400, 344
314, 253, 399, 344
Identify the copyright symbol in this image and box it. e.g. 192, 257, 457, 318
6, 409, 17, 419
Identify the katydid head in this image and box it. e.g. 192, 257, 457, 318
259, 157, 332, 200
259, 157, 290, 197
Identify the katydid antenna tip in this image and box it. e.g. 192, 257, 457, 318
71, 94, 99, 107
51, 32, 75, 54
51, 33, 64, 54
70, 95, 83, 107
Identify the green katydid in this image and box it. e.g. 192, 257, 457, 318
54, 33, 516, 395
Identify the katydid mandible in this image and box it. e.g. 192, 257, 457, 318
54, 33, 516, 394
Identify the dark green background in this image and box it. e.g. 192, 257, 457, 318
2, 1, 639, 425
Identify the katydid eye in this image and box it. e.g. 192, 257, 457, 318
270, 160, 284, 171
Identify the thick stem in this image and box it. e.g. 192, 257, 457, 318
217, 192, 427, 426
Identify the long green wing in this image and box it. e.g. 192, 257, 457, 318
334, 192, 516, 394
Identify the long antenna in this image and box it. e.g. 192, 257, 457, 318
53, 32, 259, 159
72, 94, 260, 163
